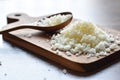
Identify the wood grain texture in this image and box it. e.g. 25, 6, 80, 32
2, 13, 120, 72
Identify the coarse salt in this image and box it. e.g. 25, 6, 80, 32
116, 40, 120, 45
62, 69, 67, 74
50, 20, 117, 57
110, 44, 117, 50
66, 51, 72, 56
35, 14, 72, 26
106, 48, 111, 53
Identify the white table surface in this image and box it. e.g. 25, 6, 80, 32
0, 0, 120, 80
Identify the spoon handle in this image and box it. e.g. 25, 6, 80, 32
0, 23, 43, 34
0, 24, 28, 34
0, 13, 40, 34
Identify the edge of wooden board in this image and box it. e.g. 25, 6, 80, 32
2, 31, 120, 72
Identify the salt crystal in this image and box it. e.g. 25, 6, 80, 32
27, 34, 32, 38
24, 34, 32, 38
4, 73, 7, 76
115, 36, 119, 40
106, 48, 111, 53
75, 53, 81, 57
87, 54, 92, 58
51, 45, 57, 51
48, 69, 50, 71
43, 77, 47, 80
55, 50, 59, 54
99, 52, 104, 56
102, 52, 108, 56
0, 61, 1, 66
110, 44, 117, 50
109, 37, 115, 43
116, 40, 120, 45
66, 51, 72, 56
62, 69, 67, 74
46, 39, 49, 42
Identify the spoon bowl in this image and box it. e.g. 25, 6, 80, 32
0, 12, 73, 34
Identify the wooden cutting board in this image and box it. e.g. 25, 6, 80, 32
2, 13, 120, 72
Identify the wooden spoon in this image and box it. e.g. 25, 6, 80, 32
0, 12, 73, 34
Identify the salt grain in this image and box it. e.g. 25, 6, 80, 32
110, 44, 117, 50
48, 69, 50, 71
106, 48, 111, 53
75, 53, 81, 57
109, 37, 115, 43
4, 73, 7, 76
46, 39, 49, 42
87, 54, 92, 58
101, 52, 108, 56
51, 45, 57, 51
27, 34, 32, 38
66, 51, 72, 56
43, 77, 47, 80
0, 61, 1, 66
116, 40, 120, 45
62, 69, 67, 74
115, 36, 119, 40
24, 34, 32, 38
55, 50, 59, 54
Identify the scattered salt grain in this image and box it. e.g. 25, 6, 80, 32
109, 34, 114, 37
75, 53, 81, 56
109, 37, 115, 43
87, 54, 92, 58
58, 51, 63, 56
43, 77, 47, 80
55, 50, 59, 54
100, 52, 108, 56
48, 69, 50, 71
115, 36, 119, 40
4, 73, 7, 76
62, 69, 67, 74
66, 51, 72, 56
27, 34, 32, 38
24, 34, 32, 38
0, 61, 1, 66
116, 40, 120, 45
110, 44, 117, 50
46, 39, 49, 42
106, 48, 111, 53
51, 45, 57, 51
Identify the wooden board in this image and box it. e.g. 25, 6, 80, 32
2, 13, 120, 72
